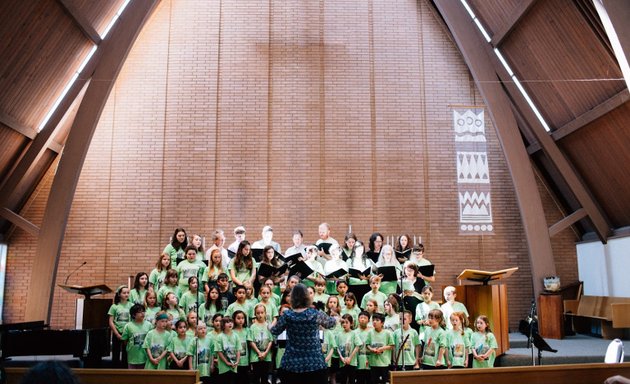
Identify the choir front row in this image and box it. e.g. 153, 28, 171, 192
108, 270, 498, 384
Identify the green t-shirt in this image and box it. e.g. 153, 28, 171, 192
129, 288, 147, 306
107, 301, 133, 333
446, 329, 470, 367
365, 328, 394, 367
471, 331, 497, 368
248, 322, 273, 362
340, 306, 361, 326
149, 268, 167, 291
225, 301, 252, 319
228, 258, 255, 285
157, 284, 181, 306
189, 335, 214, 377
336, 329, 363, 367
393, 327, 419, 367
144, 306, 160, 326
121, 320, 153, 364
233, 328, 249, 366
168, 335, 194, 363
355, 327, 371, 370
143, 329, 173, 370
214, 332, 240, 374
180, 290, 205, 314
166, 307, 185, 328
321, 329, 337, 367
360, 290, 387, 312
164, 244, 185, 266
249, 300, 278, 323
177, 259, 205, 292
421, 326, 446, 367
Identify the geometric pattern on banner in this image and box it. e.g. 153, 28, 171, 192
454, 108, 493, 233
454, 109, 486, 142
457, 152, 489, 183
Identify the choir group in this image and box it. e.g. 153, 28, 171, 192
107, 223, 497, 384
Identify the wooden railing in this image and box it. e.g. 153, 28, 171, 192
390, 362, 630, 384
4, 367, 200, 384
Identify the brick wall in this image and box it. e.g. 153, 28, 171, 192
3, 0, 578, 330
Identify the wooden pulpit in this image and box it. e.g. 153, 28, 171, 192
456, 267, 518, 355
59, 284, 112, 329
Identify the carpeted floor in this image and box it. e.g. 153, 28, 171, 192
497, 332, 630, 366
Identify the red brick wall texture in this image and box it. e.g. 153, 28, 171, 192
4, 0, 578, 330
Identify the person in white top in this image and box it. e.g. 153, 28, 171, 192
285, 230, 307, 258
227, 225, 246, 254
315, 222, 339, 265
205, 229, 230, 268
251, 225, 282, 253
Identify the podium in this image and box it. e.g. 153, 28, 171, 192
59, 284, 112, 329
456, 267, 518, 355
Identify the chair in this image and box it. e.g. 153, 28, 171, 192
605, 338, 625, 363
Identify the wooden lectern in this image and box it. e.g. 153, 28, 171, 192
59, 284, 112, 329
456, 267, 518, 355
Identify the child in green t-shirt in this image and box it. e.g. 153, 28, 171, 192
121, 303, 152, 369
336, 314, 362, 384
189, 321, 213, 383
215, 316, 240, 377
143, 311, 173, 370
366, 313, 394, 384
248, 303, 273, 384
169, 319, 194, 370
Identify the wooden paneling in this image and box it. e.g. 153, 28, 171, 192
467, 0, 522, 36
5, 367, 199, 384
0, 0, 93, 128
63, 0, 125, 36
559, 102, 630, 228
391, 362, 630, 384
500, 0, 625, 129
0, 124, 29, 183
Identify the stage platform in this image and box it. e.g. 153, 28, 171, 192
2, 332, 629, 369
497, 332, 630, 366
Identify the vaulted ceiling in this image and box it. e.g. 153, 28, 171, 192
1, 0, 629, 245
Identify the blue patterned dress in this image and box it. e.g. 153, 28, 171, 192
270, 307, 336, 372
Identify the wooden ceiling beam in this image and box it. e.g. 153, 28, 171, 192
488, 44, 612, 244
527, 89, 629, 153
0, 110, 37, 139
490, 0, 537, 47
0, 207, 39, 237
24, 0, 160, 323
0, 72, 93, 215
57, 0, 102, 45
549, 208, 587, 238
433, 0, 556, 298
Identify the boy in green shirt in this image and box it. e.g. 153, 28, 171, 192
365, 313, 394, 384
121, 304, 152, 369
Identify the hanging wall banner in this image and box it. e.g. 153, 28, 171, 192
453, 108, 493, 234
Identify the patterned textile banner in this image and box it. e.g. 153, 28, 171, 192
453, 108, 493, 234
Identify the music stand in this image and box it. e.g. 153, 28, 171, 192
519, 299, 557, 366
59, 284, 112, 329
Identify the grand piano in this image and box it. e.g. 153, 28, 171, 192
0, 321, 110, 367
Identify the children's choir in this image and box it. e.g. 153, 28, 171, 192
107, 224, 496, 383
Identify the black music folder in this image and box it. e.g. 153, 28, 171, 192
257, 262, 288, 278
349, 266, 371, 279
326, 268, 348, 279
395, 249, 411, 262
316, 242, 332, 254
289, 261, 314, 279
377, 266, 399, 282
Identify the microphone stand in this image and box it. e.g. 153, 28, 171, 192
399, 266, 406, 370
64, 261, 87, 285
528, 299, 536, 366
